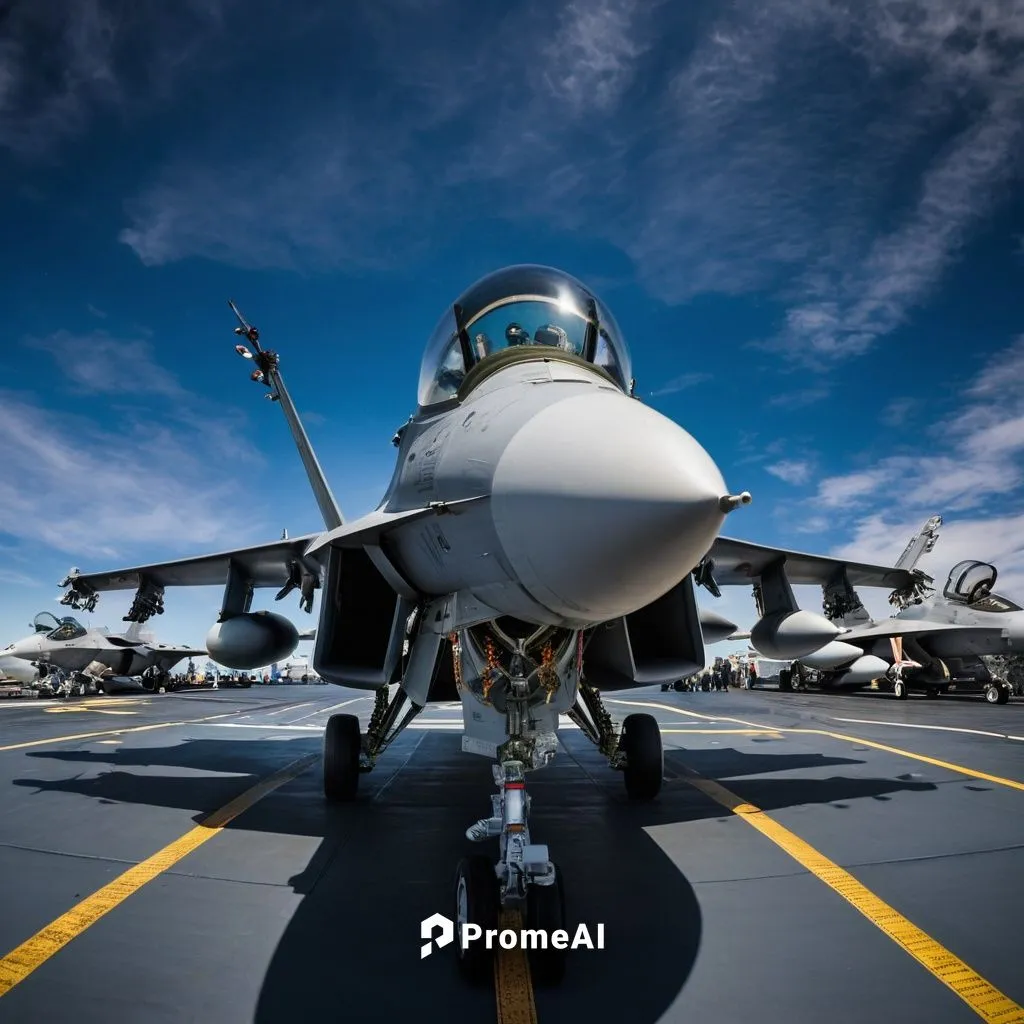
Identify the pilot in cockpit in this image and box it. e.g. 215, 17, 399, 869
505, 323, 531, 346
534, 324, 573, 351
418, 264, 634, 408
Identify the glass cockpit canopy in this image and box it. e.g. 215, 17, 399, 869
31, 612, 86, 640
417, 264, 633, 408
943, 561, 997, 604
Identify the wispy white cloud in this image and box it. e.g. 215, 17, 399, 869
766, 387, 830, 410
880, 397, 918, 427
109, 0, 1023, 375
794, 515, 830, 534
542, 0, 645, 116
26, 330, 187, 399
119, 130, 420, 270
649, 371, 711, 397
766, 459, 812, 485
0, 332, 268, 561
0, 1, 230, 159
0, 568, 42, 587
25, 330, 263, 467
816, 336, 1024, 579
0, 391, 262, 560
818, 469, 890, 508
86, 304, 107, 319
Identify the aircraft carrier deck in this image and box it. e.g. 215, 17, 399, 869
0, 684, 1021, 1023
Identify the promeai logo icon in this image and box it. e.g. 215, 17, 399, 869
420, 913, 455, 958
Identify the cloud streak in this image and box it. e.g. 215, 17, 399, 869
817, 335, 1024, 603
0, 0, 230, 159
110, 0, 1023, 388
0, 391, 260, 560
766, 460, 812, 486
1, 332, 267, 561
649, 371, 712, 397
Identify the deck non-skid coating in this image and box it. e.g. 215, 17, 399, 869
0, 685, 1021, 1023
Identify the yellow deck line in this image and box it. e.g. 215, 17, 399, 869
680, 765, 1024, 1023
0, 752, 319, 997
0, 711, 241, 752
494, 909, 538, 1024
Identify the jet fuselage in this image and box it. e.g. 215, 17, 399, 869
378, 357, 728, 630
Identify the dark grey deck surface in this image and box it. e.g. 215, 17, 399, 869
0, 683, 1021, 1023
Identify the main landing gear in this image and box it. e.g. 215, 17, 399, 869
986, 682, 1010, 705
322, 677, 664, 988
322, 684, 424, 801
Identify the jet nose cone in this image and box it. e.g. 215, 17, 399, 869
492, 390, 729, 623
6, 639, 33, 661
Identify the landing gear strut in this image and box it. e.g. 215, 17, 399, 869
322, 684, 424, 801
567, 679, 664, 800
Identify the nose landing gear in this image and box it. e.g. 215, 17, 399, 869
463, 760, 567, 984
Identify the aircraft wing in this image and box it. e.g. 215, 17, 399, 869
706, 536, 918, 590
60, 534, 323, 600
837, 619, 1009, 644
148, 645, 209, 659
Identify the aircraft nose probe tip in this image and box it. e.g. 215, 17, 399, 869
720, 491, 752, 513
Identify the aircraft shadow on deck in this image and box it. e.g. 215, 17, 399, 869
14, 731, 942, 1022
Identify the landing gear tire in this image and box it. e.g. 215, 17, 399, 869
779, 669, 792, 692
924, 688, 939, 699
893, 679, 908, 700
324, 713, 361, 802
621, 713, 663, 801
986, 684, 1009, 705
454, 855, 500, 984
526, 865, 567, 985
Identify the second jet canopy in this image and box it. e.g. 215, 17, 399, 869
418, 264, 633, 407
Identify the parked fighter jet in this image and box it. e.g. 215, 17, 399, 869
2, 611, 205, 696
766, 516, 1020, 703
55, 265, 921, 982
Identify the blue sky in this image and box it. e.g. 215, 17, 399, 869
1, 0, 1023, 659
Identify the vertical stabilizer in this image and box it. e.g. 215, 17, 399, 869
123, 621, 155, 643
895, 515, 942, 572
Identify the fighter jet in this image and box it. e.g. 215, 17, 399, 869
793, 543, 1022, 703
752, 516, 1021, 703
55, 265, 921, 981
1, 611, 205, 696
